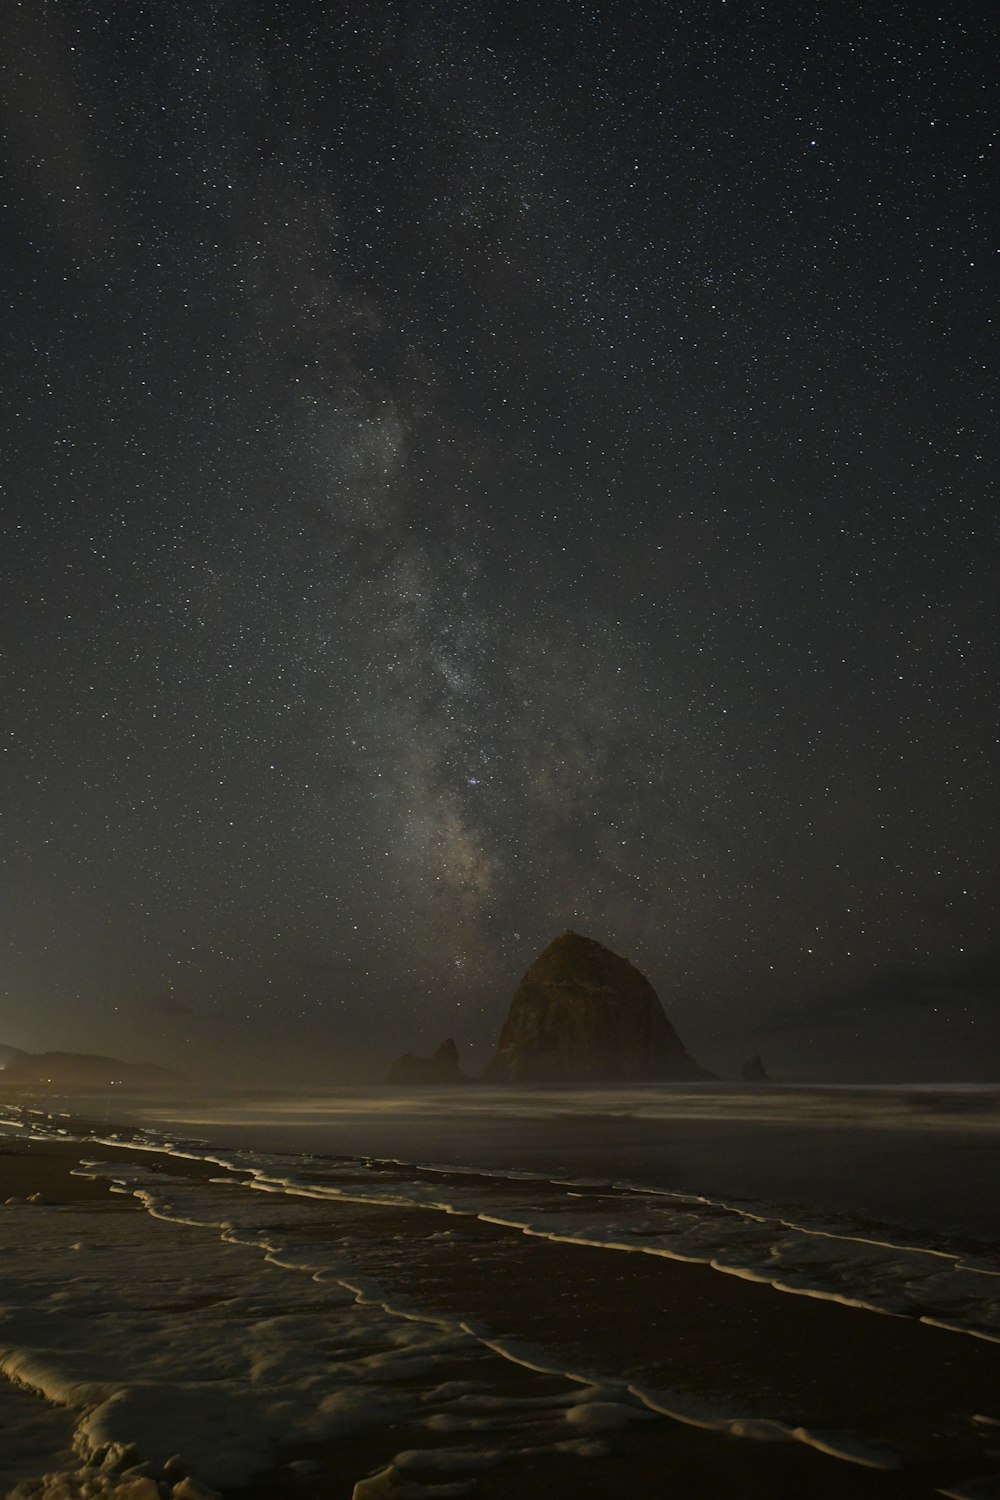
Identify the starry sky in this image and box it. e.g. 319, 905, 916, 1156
2, 0, 998, 1085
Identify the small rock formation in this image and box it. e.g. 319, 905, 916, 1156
386, 1038, 468, 1086
483, 931, 713, 1084
742, 1053, 771, 1083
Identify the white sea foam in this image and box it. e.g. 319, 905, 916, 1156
7, 1099, 1000, 1343
0, 1150, 660, 1496
2, 1102, 999, 1497
73, 1126, 1000, 1346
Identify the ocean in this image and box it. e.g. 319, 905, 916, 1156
2, 1084, 999, 1498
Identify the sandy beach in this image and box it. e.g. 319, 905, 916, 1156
1, 1110, 999, 1500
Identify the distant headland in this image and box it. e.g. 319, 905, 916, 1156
0, 1047, 178, 1091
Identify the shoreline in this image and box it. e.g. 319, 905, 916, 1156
1, 1117, 999, 1498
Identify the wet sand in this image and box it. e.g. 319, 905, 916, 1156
0, 1136, 144, 1207
1, 1132, 999, 1499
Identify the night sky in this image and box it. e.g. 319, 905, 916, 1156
2, 0, 998, 1085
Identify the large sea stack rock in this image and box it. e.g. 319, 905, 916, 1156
483, 931, 712, 1084
386, 1038, 469, 1086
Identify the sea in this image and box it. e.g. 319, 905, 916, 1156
2, 1083, 1000, 1498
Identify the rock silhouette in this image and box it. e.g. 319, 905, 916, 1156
742, 1053, 771, 1082
483, 931, 712, 1083
386, 1038, 468, 1085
